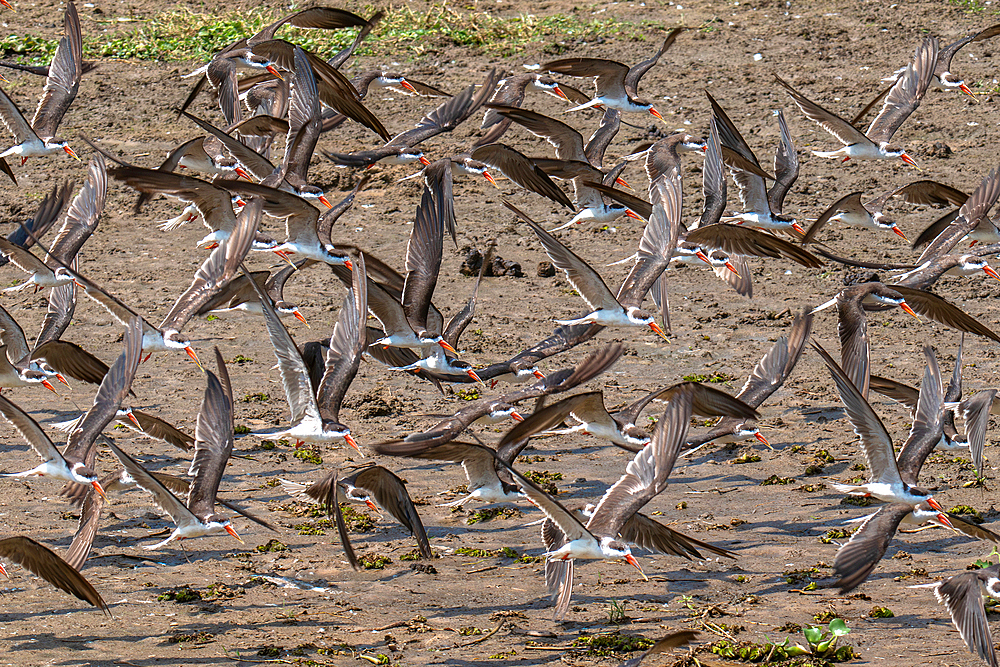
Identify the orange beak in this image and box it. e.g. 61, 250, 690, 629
64, 145, 80, 161
55, 373, 70, 388
532, 369, 545, 379
724, 260, 741, 278
265, 64, 284, 80
0, 0, 13, 12
510, 411, 524, 422
234, 167, 252, 180
553, 85, 569, 101
185, 346, 204, 369
648, 321, 669, 341
318, 195, 333, 209
841, 156, 851, 163
273, 250, 296, 266
625, 209, 645, 221
418, 156, 431, 166
960, 83, 976, 100
649, 107, 664, 122
899, 301, 920, 321
127, 410, 142, 430
983, 265, 1000, 283
343, 433, 360, 452
438, 340, 458, 355
792, 221, 807, 236
41, 379, 57, 393
936, 512, 954, 529
399, 79, 417, 93
204, 242, 219, 250
0, 562, 7, 579
755, 432, 771, 448
0, 71, 6, 82
467, 369, 485, 386
615, 176, 632, 190
365, 499, 379, 512
91, 479, 108, 501
891, 225, 908, 242
624, 554, 647, 580
482, 170, 498, 188
225, 524, 244, 543
695, 250, 712, 266
293, 309, 310, 327
343, 259, 353, 271
900, 152, 918, 168
926, 497, 945, 513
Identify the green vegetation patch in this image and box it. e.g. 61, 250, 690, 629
0, 6, 648, 67
572, 632, 652, 657
157, 586, 202, 603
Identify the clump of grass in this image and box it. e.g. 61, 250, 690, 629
571, 632, 652, 657
731, 453, 761, 465
243, 392, 270, 403
683, 372, 735, 383
205, 582, 245, 599
234, 424, 251, 435
456, 387, 480, 401
360, 553, 392, 570
455, 546, 519, 558
821, 528, 855, 544
760, 475, 795, 486
840, 496, 876, 507
294, 519, 333, 536
169, 631, 214, 644
293, 448, 323, 465
0, 6, 648, 67
466, 506, 523, 524
157, 586, 202, 603
869, 606, 894, 618
340, 505, 375, 532
256, 539, 288, 553
524, 470, 562, 493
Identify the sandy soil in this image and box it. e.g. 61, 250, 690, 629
0, 0, 999, 665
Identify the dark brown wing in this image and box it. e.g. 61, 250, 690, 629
317, 254, 367, 422
868, 376, 919, 413
866, 38, 938, 145
934, 566, 1000, 667
768, 110, 798, 215
801, 192, 865, 245
619, 512, 736, 560
62, 316, 142, 467
186, 359, 234, 518
471, 144, 573, 209
624, 28, 683, 98
31, 2, 82, 141
894, 347, 943, 484
732, 311, 813, 408
353, 466, 432, 558
331, 475, 361, 571
45, 155, 106, 268
63, 484, 104, 571
497, 392, 607, 447
832, 503, 911, 593
774, 74, 871, 149
700, 117, 726, 227
891, 285, 1000, 344
251, 40, 389, 141
30, 340, 109, 387
32, 272, 76, 348
0, 536, 108, 612
617, 174, 682, 313
129, 409, 194, 452
401, 187, 443, 333
684, 224, 822, 268
158, 198, 261, 334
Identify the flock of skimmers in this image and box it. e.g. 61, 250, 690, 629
2, 3, 1000, 664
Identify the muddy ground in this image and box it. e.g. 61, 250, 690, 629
0, 0, 1000, 665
